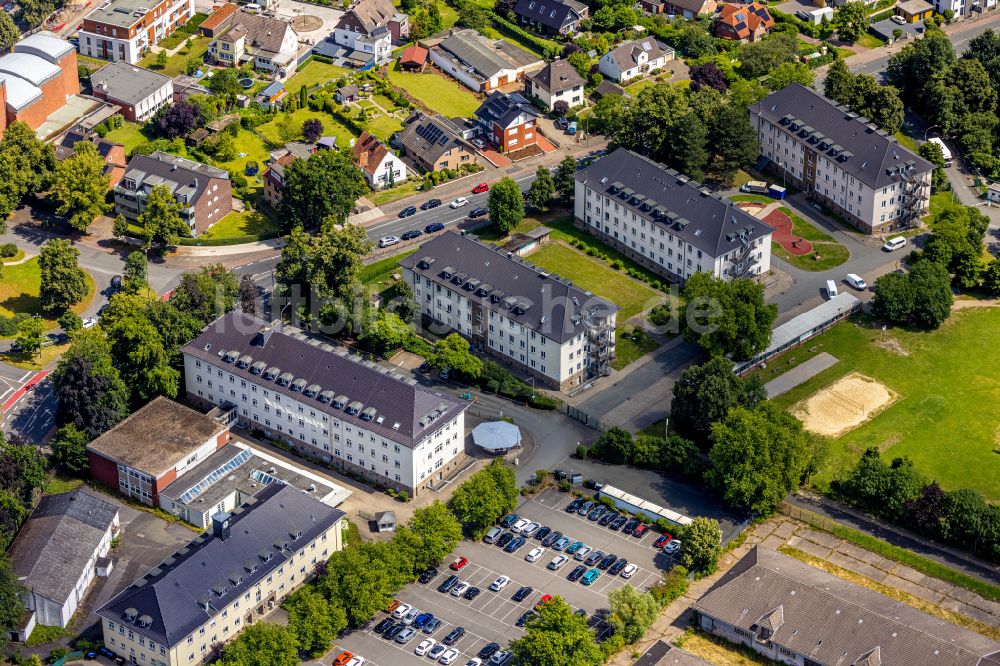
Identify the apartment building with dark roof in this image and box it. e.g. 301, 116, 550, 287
181, 313, 468, 495
573, 147, 773, 284
751, 84, 932, 234
475, 91, 539, 153
513, 0, 588, 35
398, 231, 618, 390
98, 484, 344, 666
694, 547, 1000, 666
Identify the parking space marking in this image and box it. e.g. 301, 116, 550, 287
356, 609, 500, 665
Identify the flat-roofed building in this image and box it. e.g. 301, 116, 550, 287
91, 61, 173, 121
79, 0, 197, 64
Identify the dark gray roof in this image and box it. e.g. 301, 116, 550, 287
180, 313, 466, 447
751, 84, 933, 190
335, 0, 395, 34
398, 112, 472, 164
632, 641, 711, 666
513, 0, 583, 30
91, 61, 171, 106
574, 147, 774, 258
605, 37, 673, 73
98, 484, 343, 647
594, 79, 629, 98
475, 91, 538, 130
10, 490, 118, 604
55, 129, 121, 162
693, 547, 1000, 666
436, 29, 541, 80
528, 58, 584, 94
123, 151, 229, 205
398, 231, 618, 343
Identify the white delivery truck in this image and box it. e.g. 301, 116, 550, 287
928, 137, 953, 167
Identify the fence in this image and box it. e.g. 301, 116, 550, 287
560, 404, 606, 432
51, 652, 84, 666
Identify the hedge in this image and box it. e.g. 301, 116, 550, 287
176, 231, 281, 246
491, 13, 560, 57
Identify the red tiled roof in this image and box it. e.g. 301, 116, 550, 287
351, 131, 390, 177
716, 2, 773, 39
200, 3, 238, 31
400, 45, 428, 66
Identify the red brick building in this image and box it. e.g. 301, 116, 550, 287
0, 32, 80, 138
86, 396, 231, 507
474, 91, 539, 154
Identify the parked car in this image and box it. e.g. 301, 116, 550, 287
450, 556, 469, 571
621, 563, 638, 579
450, 581, 470, 597
552, 536, 572, 551
534, 594, 553, 610
484, 527, 503, 544
401, 229, 423, 241
478, 643, 501, 660
111, 275, 123, 290
510, 518, 530, 533
428, 644, 447, 660
581, 569, 600, 585
623, 519, 640, 533
499, 514, 519, 528
464, 586, 481, 600
489, 575, 510, 591
438, 575, 459, 593
392, 603, 412, 619
398, 206, 417, 218
521, 522, 541, 537
490, 650, 513, 666
419, 567, 439, 583
598, 511, 618, 527
378, 235, 399, 248
587, 505, 606, 521
653, 534, 672, 549
384, 623, 405, 640
333, 651, 354, 666
566, 498, 584, 513
440, 648, 460, 664
632, 524, 649, 538
438, 368, 450, 381
425, 222, 445, 233
568, 564, 587, 581
547, 554, 569, 570
423, 617, 443, 634
82, 317, 97, 329
471, 183, 489, 194
573, 545, 592, 561
387, 599, 403, 614
577, 501, 595, 516
512, 585, 533, 602
540, 530, 562, 547
610, 516, 628, 531
597, 553, 617, 570
413, 613, 433, 630
664, 539, 682, 555
416, 639, 437, 656
443, 627, 465, 646
534, 526, 551, 540
402, 607, 420, 625
449, 197, 469, 208
374, 618, 394, 634
421, 198, 442, 210
496, 532, 514, 548
419, 361, 431, 374
396, 627, 417, 644
515, 610, 535, 627
555, 117, 568, 130
584, 550, 604, 566
608, 559, 628, 575
565, 541, 584, 555
526, 547, 544, 562
583, 479, 605, 490
472, 138, 486, 149
504, 536, 526, 553
469, 207, 488, 218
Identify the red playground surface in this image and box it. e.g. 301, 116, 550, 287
737, 203, 812, 255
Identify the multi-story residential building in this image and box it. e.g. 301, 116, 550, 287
513, 0, 588, 35
78, 0, 196, 64
54, 126, 128, 188
180, 313, 468, 496
474, 91, 539, 154
397, 112, 478, 172
351, 130, 407, 189
574, 147, 774, 283
637, 0, 717, 19
399, 232, 619, 390
332, 0, 408, 66
206, 12, 299, 79
527, 59, 584, 112
429, 29, 543, 92
98, 483, 345, 666
87, 396, 232, 507
693, 546, 1000, 666
751, 84, 933, 234
598, 37, 674, 83
90, 61, 173, 122
715, 2, 773, 41
115, 151, 233, 236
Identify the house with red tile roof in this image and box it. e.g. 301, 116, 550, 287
352, 131, 408, 189
399, 44, 428, 70
715, 2, 773, 42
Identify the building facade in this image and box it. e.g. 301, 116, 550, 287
598, 37, 674, 83
180, 313, 468, 496
751, 84, 933, 234
428, 29, 543, 92
475, 91, 539, 154
397, 113, 477, 172
91, 61, 173, 122
399, 232, 619, 390
206, 12, 299, 79
573, 147, 774, 283
79, 0, 196, 64
0, 32, 80, 137
352, 130, 407, 189
98, 484, 345, 666
115, 151, 233, 236
527, 59, 584, 112
332, 0, 406, 66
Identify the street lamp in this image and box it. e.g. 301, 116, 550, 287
924, 124, 938, 141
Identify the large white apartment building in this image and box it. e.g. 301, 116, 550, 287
398, 232, 618, 391
573, 147, 774, 284
98, 484, 344, 666
79, 0, 196, 64
751, 84, 933, 234
181, 313, 467, 496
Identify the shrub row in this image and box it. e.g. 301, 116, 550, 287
0, 242, 18, 258
491, 13, 562, 58
565, 237, 672, 292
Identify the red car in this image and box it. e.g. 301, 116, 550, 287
332, 652, 353, 666
534, 594, 553, 610
472, 183, 489, 194
450, 556, 469, 571
632, 524, 649, 538
653, 534, 672, 549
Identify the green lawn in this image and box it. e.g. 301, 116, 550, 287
358, 108, 404, 143
213, 129, 272, 193
157, 12, 207, 50
928, 191, 954, 218
613, 327, 660, 370
104, 122, 151, 154
285, 60, 350, 93
772, 207, 850, 271
360, 249, 418, 296
765, 309, 1000, 502
387, 63, 482, 117
201, 210, 279, 240
0, 259, 96, 336
139, 35, 210, 77
257, 108, 357, 148
894, 130, 919, 153
624, 78, 656, 96
1, 248, 25, 263
373, 94, 401, 112
370, 181, 423, 206
856, 33, 887, 49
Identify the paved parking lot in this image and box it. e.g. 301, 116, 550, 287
320, 488, 678, 666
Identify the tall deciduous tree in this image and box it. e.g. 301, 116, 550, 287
427, 333, 483, 378
169, 264, 240, 325
682, 273, 777, 361
527, 166, 555, 210
0, 12, 19, 52
509, 597, 603, 666
670, 357, 766, 448
138, 185, 188, 249
487, 177, 524, 234
238, 275, 258, 314
554, 156, 577, 201
122, 251, 148, 295
679, 516, 722, 574
709, 104, 760, 183
608, 586, 658, 643
39, 239, 89, 312
285, 587, 346, 657
53, 328, 130, 438
449, 459, 518, 536
104, 295, 180, 406
219, 623, 298, 666
395, 501, 462, 573
673, 112, 710, 182
14, 317, 44, 360
278, 150, 367, 231
50, 424, 89, 476
835, 0, 870, 43
157, 101, 202, 138
320, 541, 411, 627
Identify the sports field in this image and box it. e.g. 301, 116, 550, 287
765, 308, 1000, 502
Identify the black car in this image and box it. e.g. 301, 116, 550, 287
587, 505, 606, 521
419, 567, 438, 583
425, 222, 445, 233
623, 519, 641, 533
419, 361, 431, 374
469, 207, 488, 218
566, 498, 584, 513
420, 198, 442, 210
438, 574, 459, 593
585, 550, 604, 566
598, 553, 618, 570
610, 516, 628, 531
577, 501, 595, 516
608, 559, 628, 575
574, 608, 588, 620
599, 511, 618, 526
534, 526, 551, 541
384, 623, 405, 640
540, 530, 562, 547
496, 532, 514, 548
374, 617, 394, 634
401, 229, 422, 241
567, 565, 587, 582
423, 617, 443, 634
504, 536, 526, 553
512, 585, 533, 602
464, 586, 481, 600
515, 610, 536, 627
398, 206, 417, 218
443, 627, 466, 645
478, 643, 501, 659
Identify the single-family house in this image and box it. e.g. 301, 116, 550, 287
207, 12, 299, 79
637, 0, 717, 18
715, 2, 774, 42
429, 28, 544, 92
335, 84, 359, 103
54, 127, 127, 189
474, 91, 539, 153
352, 130, 407, 189
397, 112, 477, 172
332, 0, 408, 67
598, 37, 674, 83
527, 58, 584, 112
263, 142, 315, 207
513, 0, 589, 35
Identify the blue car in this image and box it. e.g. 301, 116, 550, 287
565, 541, 584, 555
552, 536, 572, 551
413, 612, 433, 630
504, 536, 526, 553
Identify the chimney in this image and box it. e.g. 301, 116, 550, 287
212, 512, 232, 541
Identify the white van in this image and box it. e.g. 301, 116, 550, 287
243, 2, 261, 12
883, 236, 906, 252
846, 273, 867, 290
825, 279, 839, 299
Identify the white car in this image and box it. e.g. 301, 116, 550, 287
416, 639, 437, 656
472, 138, 485, 149
81, 317, 97, 329
392, 603, 412, 619
489, 575, 510, 591
521, 522, 541, 537
450, 197, 469, 208
510, 518, 530, 533
664, 539, 682, 555
346, 658, 366, 666
378, 235, 400, 248
547, 554, 569, 570
440, 649, 460, 665
621, 563, 638, 579
402, 607, 420, 625
525, 547, 545, 562
451, 581, 470, 597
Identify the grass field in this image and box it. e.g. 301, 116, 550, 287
0, 343, 70, 370
215, 129, 272, 193
370, 181, 423, 206
387, 63, 482, 117
0, 259, 96, 336
855, 33, 887, 49
104, 122, 151, 154
928, 191, 954, 218
200, 210, 278, 240
257, 108, 357, 148
139, 35, 210, 77
285, 60, 350, 93
894, 130, 919, 153
763, 309, 1000, 502
355, 106, 404, 143
771, 207, 850, 271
